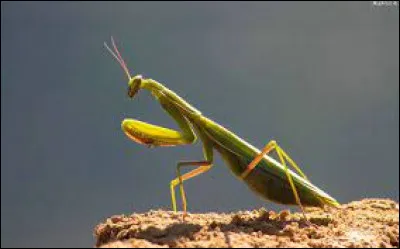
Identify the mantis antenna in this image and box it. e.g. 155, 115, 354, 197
104, 36, 132, 80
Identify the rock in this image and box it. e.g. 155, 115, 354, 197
94, 198, 399, 248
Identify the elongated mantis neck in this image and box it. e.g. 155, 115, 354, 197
141, 78, 202, 118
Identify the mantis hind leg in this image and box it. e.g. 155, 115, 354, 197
241, 140, 310, 222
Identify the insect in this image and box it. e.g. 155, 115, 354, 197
104, 37, 340, 221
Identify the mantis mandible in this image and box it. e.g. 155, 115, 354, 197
104, 37, 340, 221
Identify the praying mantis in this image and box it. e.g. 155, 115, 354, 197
104, 37, 340, 221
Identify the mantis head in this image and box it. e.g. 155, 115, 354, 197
104, 36, 142, 99
127, 75, 143, 98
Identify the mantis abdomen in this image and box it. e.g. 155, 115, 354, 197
196, 116, 338, 208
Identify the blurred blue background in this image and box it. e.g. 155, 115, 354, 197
1, 2, 398, 247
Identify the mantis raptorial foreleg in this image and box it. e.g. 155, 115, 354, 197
121, 93, 197, 147
241, 140, 310, 221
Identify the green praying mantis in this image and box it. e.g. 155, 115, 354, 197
104, 37, 340, 221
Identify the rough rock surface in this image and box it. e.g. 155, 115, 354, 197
94, 198, 399, 248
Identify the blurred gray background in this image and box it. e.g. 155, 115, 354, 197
1, 2, 399, 247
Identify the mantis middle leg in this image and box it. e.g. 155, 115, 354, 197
170, 132, 214, 215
